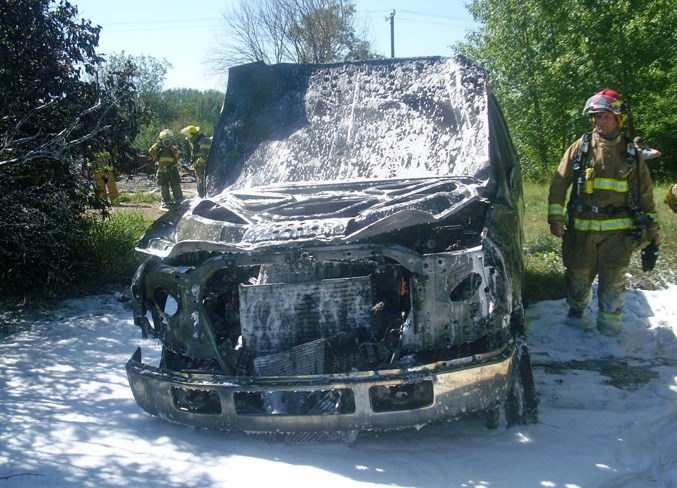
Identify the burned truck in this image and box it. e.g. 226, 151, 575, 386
126, 56, 538, 437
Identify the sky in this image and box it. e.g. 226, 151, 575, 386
71, 0, 478, 92
1, 284, 676, 487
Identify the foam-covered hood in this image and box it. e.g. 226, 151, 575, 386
206, 56, 494, 193
136, 57, 519, 257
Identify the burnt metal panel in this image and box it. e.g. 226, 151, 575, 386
239, 276, 372, 354
126, 345, 514, 433
252, 332, 359, 376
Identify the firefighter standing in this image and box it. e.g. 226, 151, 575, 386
180, 125, 211, 198
149, 129, 184, 209
633, 137, 662, 160
88, 150, 119, 204
666, 184, 677, 213
547, 88, 660, 337
633, 138, 675, 214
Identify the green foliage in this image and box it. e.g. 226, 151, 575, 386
84, 58, 151, 172
133, 88, 224, 155
0, 162, 93, 300
0, 1, 98, 301
522, 181, 566, 304
117, 192, 161, 204
456, 0, 677, 182
0, 1, 147, 303
91, 52, 225, 163
71, 212, 152, 285
102, 52, 172, 99
0, 0, 101, 126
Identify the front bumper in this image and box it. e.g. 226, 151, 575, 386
126, 344, 514, 433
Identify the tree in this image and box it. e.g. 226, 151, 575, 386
0, 0, 142, 301
1, 0, 101, 150
135, 88, 224, 157
92, 52, 172, 158
455, 0, 677, 181
95, 53, 225, 158
210, 0, 378, 72
100, 52, 171, 100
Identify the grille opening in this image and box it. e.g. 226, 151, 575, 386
234, 389, 356, 416
369, 381, 434, 412
171, 387, 222, 415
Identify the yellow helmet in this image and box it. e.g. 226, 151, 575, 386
180, 125, 201, 140
159, 129, 174, 140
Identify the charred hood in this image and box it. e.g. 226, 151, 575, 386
207, 56, 495, 192
136, 56, 519, 257
136, 176, 489, 256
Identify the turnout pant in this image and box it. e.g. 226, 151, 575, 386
562, 229, 634, 330
157, 166, 184, 205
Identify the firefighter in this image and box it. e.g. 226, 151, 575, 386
148, 129, 184, 209
633, 137, 662, 160
180, 125, 211, 198
88, 150, 119, 204
666, 184, 677, 213
547, 88, 660, 336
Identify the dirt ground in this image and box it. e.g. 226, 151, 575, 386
113, 173, 198, 221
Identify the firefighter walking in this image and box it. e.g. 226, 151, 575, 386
88, 150, 119, 204
180, 125, 211, 198
548, 88, 660, 337
149, 129, 184, 209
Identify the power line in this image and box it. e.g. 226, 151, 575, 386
397, 9, 474, 23
91, 17, 220, 34
362, 8, 475, 25
396, 16, 472, 29
102, 24, 218, 34
100, 17, 218, 27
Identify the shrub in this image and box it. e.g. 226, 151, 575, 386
71, 212, 152, 286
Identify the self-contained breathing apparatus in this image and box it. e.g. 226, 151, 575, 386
566, 133, 658, 270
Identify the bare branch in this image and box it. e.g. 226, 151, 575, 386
209, 0, 373, 72
0, 98, 123, 168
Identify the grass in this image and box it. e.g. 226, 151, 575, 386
522, 181, 677, 306
86, 211, 153, 279
55, 210, 155, 299
0, 204, 154, 322
117, 191, 161, 204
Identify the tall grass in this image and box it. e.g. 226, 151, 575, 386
522, 181, 677, 306
69, 211, 153, 293
116, 191, 161, 204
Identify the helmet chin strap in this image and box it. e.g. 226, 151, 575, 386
591, 114, 623, 140
597, 129, 621, 140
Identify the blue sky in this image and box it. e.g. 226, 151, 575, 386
72, 1, 478, 92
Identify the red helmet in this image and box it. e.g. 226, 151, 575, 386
582, 88, 625, 115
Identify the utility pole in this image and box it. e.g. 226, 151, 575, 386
386, 10, 395, 58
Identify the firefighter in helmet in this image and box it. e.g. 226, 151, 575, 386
180, 125, 211, 198
633, 136, 661, 160
547, 88, 660, 336
666, 184, 677, 213
149, 129, 184, 209
87, 149, 119, 204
